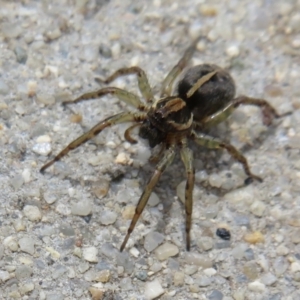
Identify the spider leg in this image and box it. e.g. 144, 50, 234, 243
120, 146, 176, 252
95, 67, 153, 103
190, 130, 262, 182
63, 87, 147, 111
40, 112, 146, 173
160, 38, 200, 97
124, 123, 141, 144
186, 70, 218, 98
202, 95, 284, 128
179, 143, 195, 251
149, 144, 166, 164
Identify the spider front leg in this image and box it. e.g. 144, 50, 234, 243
40, 112, 146, 173
161, 38, 201, 97
179, 144, 195, 251
190, 131, 262, 183
63, 87, 147, 111
96, 66, 154, 103
202, 95, 284, 128
120, 146, 176, 252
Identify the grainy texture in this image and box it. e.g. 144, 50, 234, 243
0, 0, 300, 299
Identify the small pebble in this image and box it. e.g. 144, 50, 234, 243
276, 244, 289, 256
14, 46, 28, 64
244, 248, 255, 261
13, 219, 25, 232
15, 265, 33, 280
273, 256, 288, 276
195, 276, 212, 287
95, 270, 111, 283
144, 231, 164, 252
248, 281, 265, 292
226, 45, 240, 58
136, 270, 148, 281
32, 143, 52, 156
99, 43, 112, 58
22, 168, 31, 183
173, 271, 185, 286
185, 252, 213, 268
122, 206, 135, 220
204, 268, 217, 277
88, 287, 104, 300
291, 262, 300, 273
144, 279, 164, 300
150, 262, 162, 273
197, 236, 213, 251
208, 173, 223, 188
99, 210, 117, 225
0, 270, 10, 282
260, 272, 277, 286
154, 242, 179, 261
71, 201, 92, 216
184, 265, 198, 275
250, 200, 266, 217
148, 192, 160, 207
36, 92, 56, 105
27, 81, 37, 97
10, 174, 24, 190
208, 289, 224, 300
115, 152, 132, 165
23, 205, 42, 221
244, 231, 264, 244
83, 247, 99, 263
1, 22, 23, 38
92, 180, 110, 199
0, 80, 9, 95
52, 264, 68, 279
46, 247, 61, 260
19, 237, 35, 255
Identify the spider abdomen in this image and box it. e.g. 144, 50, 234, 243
177, 64, 236, 121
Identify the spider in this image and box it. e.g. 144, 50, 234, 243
40, 37, 284, 252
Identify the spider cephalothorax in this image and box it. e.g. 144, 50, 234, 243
40, 37, 284, 252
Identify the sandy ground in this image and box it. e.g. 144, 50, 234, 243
1, 0, 300, 299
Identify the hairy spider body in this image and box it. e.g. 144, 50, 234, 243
178, 64, 236, 121
40, 38, 284, 252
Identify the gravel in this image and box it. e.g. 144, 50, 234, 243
0, 0, 299, 299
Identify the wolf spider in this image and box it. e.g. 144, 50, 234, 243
40, 38, 284, 252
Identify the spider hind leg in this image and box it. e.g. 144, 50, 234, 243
40, 112, 146, 173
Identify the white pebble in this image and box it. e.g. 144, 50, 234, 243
154, 242, 179, 261
0, 270, 10, 282
115, 152, 132, 165
36, 135, 51, 143
250, 200, 266, 217
129, 247, 140, 258
248, 281, 265, 292
4, 236, 19, 251
144, 279, 164, 300
291, 262, 300, 273
23, 205, 42, 221
99, 210, 117, 225
111, 43, 121, 59
32, 142, 52, 156
83, 247, 98, 263
208, 173, 222, 188
71, 201, 92, 216
22, 169, 31, 183
203, 268, 217, 277
226, 45, 240, 58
